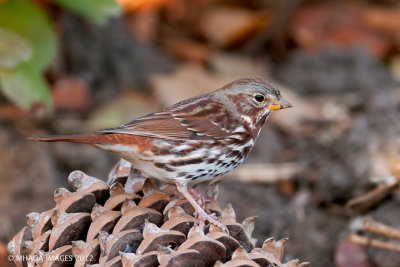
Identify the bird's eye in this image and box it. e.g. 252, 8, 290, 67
254, 94, 265, 103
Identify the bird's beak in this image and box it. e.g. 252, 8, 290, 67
269, 97, 293, 110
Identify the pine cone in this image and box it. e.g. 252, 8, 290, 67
8, 160, 310, 267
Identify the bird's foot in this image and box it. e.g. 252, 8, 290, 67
176, 182, 229, 234
197, 209, 229, 234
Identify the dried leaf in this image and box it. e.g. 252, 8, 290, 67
52, 77, 91, 113
88, 91, 158, 132
198, 6, 270, 47
293, 3, 391, 58
116, 0, 172, 12
162, 38, 211, 63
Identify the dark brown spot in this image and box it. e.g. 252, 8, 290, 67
229, 150, 241, 158
207, 158, 216, 164
171, 157, 203, 167
181, 120, 191, 124
192, 175, 203, 180
243, 146, 252, 157
214, 115, 225, 123
216, 160, 225, 166
154, 162, 174, 172
150, 146, 172, 155
177, 142, 203, 153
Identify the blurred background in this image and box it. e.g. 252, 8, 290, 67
1, 0, 400, 266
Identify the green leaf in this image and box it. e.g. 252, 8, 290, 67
0, 0, 57, 112
0, 27, 33, 69
54, 0, 121, 25
0, 0, 57, 71
0, 63, 53, 111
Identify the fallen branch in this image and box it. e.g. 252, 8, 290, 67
345, 178, 398, 214
226, 163, 302, 184
351, 217, 400, 241
349, 233, 400, 253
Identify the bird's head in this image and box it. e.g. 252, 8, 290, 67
221, 78, 292, 127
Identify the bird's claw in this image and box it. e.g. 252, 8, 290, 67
198, 212, 229, 235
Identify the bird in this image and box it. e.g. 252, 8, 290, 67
30, 78, 292, 230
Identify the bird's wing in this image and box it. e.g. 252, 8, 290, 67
99, 99, 237, 140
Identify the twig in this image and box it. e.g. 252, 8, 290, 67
226, 163, 302, 184
351, 217, 400, 241
349, 233, 400, 253
345, 179, 398, 214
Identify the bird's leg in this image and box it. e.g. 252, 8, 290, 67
187, 186, 205, 210
125, 166, 146, 194
176, 182, 229, 233
187, 187, 221, 224
205, 181, 220, 203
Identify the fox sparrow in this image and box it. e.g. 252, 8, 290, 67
31, 78, 292, 230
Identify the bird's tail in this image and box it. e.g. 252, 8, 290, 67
28, 134, 106, 144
